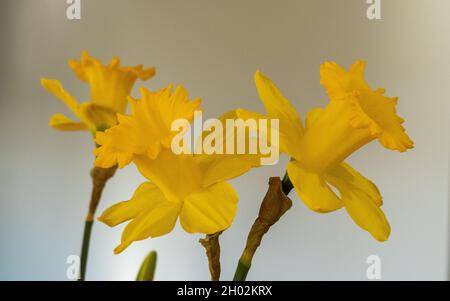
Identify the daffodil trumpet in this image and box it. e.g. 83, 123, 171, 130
234, 60, 413, 280
41, 51, 155, 281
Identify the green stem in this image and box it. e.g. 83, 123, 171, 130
78, 165, 117, 281
232, 219, 269, 281
281, 172, 294, 195
233, 260, 250, 281
79, 220, 93, 281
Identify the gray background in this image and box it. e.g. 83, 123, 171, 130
0, 0, 449, 280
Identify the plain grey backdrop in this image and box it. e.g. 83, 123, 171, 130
0, 0, 449, 280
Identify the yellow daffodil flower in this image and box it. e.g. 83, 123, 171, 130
94, 85, 257, 253
237, 60, 414, 241
41, 51, 155, 134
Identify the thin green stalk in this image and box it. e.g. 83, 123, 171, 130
281, 172, 294, 195
78, 165, 117, 281
79, 220, 93, 281
233, 260, 250, 281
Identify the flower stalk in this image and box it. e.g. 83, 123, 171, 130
233, 175, 293, 281
79, 165, 117, 281
199, 232, 222, 281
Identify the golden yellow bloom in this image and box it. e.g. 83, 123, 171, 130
41, 51, 155, 133
237, 61, 413, 241
95, 86, 255, 253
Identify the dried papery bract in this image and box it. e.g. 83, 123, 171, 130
234, 177, 292, 281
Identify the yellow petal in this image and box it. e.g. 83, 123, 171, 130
287, 160, 343, 213
93, 86, 201, 168
134, 150, 203, 203
78, 103, 118, 131
196, 153, 261, 187
320, 60, 370, 100
93, 130, 133, 169
195, 110, 262, 187
330, 162, 382, 206
93, 119, 138, 168
98, 182, 169, 227
234, 108, 274, 148
48, 113, 88, 131
179, 181, 238, 234
305, 108, 324, 129
67, 50, 96, 82
254, 70, 304, 157
235, 108, 267, 122
41, 78, 80, 116
324, 164, 390, 241
114, 201, 181, 254
342, 189, 390, 241
233, 108, 282, 165
136, 66, 156, 80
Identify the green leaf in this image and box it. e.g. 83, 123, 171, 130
136, 250, 157, 281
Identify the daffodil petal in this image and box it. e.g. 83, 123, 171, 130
41, 78, 80, 115
78, 103, 118, 130
137, 67, 156, 80
254, 70, 304, 157
320, 60, 370, 99
68, 50, 96, 82
134, 150, 202, 203
305, 108, 324, 129
114, 201, 181, 254
235, 108, 267, 122
179, 181, 238, 234
93, 131, 133, 169
287, 160, 343, 213
48, 113, 88, 131
330, 162, 382, 206
342, 190, 390, 241
98, 182, 169, 227
196, 153, 261, 187
195, 110, 262, 187
324, 166, 390, 241
234, 108, 285, 161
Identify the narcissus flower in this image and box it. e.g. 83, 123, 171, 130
237, 61, 413, 241
41, 51, 155, 134
95, 85, 257, 253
